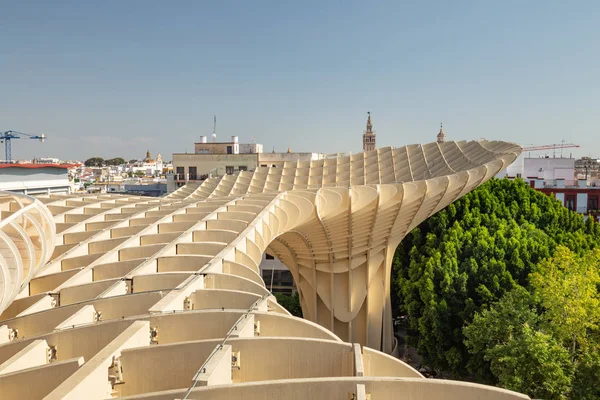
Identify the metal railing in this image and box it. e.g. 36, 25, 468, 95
181, 295, 267, 399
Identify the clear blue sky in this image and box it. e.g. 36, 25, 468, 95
1, 1, 598, 161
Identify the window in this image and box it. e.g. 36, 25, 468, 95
226, 166, 234, 175
239, 165, 247, 172
261, 164, 267, 167
189, 166, 197, 180
176, 167, 184, 180
565, 194, 576, 211
227, 146, 233, 154
589, 196, 598, 211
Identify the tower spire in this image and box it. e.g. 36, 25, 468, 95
362, 112, 376, 152
437, 122, 446, 144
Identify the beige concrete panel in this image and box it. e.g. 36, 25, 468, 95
253, 312, 339, 341
111, 225, 146, 239
235, 251, 259, 273
34, 319, 136, 362
56, 222, 75, 233
3, 304, 87, 339
123, 377, 530, 400
158, 221, 197, 233
93, 259, 146, 281
0, 336, 35, 363
117, 340, 216, 396
193, 230, 238, 243
85, 220, 114, 230
93, 291, 164, 321
88, 237, 129, 254
177, 242, 226, 256
222, 261, 263, 286
205, 273, 269, 297
362, 346, 423, 378
49, 243, 78, 260
132, 273, 189, 293
190, 289, 260, 311
64, 213, 91, 223
140, 232, 181, 246
157, 255, 212, 273
118, 337, 353, 396
173, 212, 211, 223
0, 338, 47, 374
60, 278, 121, 305
45, 320, 150, 400
231, 337, 353, 382
61, 253, 104, 271
206, 219, 247, 233
0, 356, 84, 400
149, 311, 240, 344
29, 268, 82, 295
0, 292, 52, 320
54, 304, 97, 330
120, 244, 166, 261
129, 216, 163, 226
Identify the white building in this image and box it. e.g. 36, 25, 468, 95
127, 151, 164, 176
0, 164, 72, 195
498, 155, 575, 183
172, 135, 325, 190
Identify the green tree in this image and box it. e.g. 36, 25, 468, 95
464, 288, 573, 399
393, 178, 600, 376
84, 157, 104, 167
463, 287, 539, 382
105, 157, 125, 166
572, 351, 600, 400
273, 292, 302, 317
486, 324, 572, 400
530, 246, 600, 359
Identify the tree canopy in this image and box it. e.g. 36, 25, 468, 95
273, 292, 302, 317
392, 178, 600, 398
105, 157, 125, 166
84, 157, 104, 167
84, 157, 126, 167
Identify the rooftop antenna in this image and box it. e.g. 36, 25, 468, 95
212, 115, 217, 142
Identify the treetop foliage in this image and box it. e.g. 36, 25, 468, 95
392, 178, 600, 398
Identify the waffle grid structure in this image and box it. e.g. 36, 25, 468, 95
0, 141, 528, 399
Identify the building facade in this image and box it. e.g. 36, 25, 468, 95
172, 135, 325, 190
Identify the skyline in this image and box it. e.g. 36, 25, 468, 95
1, 1, 599, 160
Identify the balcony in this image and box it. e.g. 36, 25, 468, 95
174, 173, 209, 183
